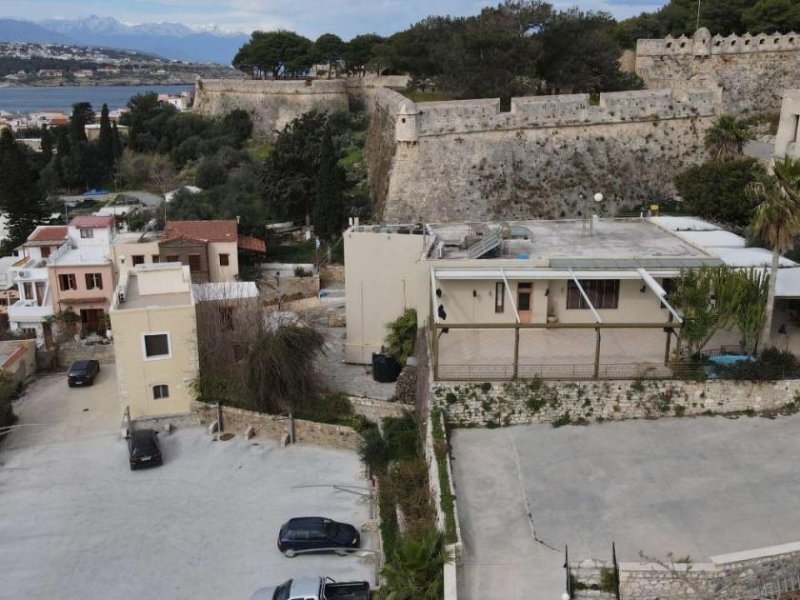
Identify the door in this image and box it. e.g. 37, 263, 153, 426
517, 282, 533, 323
80, 309, 104, 335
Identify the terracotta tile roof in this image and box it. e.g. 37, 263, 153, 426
162, 220, 238, 243
237, 234, 266, 253
69, 215, 115, 228
26, 226, 68, 243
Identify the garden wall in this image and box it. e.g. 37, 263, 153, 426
434, 378, 800, 427
194, 402, 362, 451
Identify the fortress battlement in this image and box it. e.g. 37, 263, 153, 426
637, 28, 799, 58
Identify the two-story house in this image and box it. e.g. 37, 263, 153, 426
48, 215, 116, 335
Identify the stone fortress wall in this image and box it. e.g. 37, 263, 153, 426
372, 85, 717, 222
636, 28, 800, 114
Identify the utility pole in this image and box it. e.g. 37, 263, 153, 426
696, 0, 701, 30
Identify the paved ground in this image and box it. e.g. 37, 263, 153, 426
451, 414, 800, 600
0, 369, 376, 600
319, 327, 396, 400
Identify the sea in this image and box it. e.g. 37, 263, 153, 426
0, 84, 194, 114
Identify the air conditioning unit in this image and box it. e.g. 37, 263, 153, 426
118, 290, 126, 303
18, 270, 28, 278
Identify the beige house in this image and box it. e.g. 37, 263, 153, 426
345, 217, 800, 380
111, 220, 265, 284
110, 262, 199, 419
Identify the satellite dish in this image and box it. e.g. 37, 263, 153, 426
593, 193, 604, 203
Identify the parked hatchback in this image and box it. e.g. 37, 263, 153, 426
277, 517, 360, 557
127, 429, 163, 470
67, 360, 100, 387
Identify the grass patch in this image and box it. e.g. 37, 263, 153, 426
432, 410, 457, 543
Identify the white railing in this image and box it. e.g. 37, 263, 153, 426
8, 300, 53, 320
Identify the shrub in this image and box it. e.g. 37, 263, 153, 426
717, 347, 800, 381
293, 266, 313, 277
384, 309, 417, 365
383, 416, 419, 460
295, 393, 353, 424
0, 371, 17, 431
359, 427, 389, 475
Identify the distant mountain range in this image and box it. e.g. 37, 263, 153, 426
0, 15, 249, 64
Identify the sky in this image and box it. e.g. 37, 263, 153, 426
0, 0, 668, 39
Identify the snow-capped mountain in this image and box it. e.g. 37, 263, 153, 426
0, 15, 248, 63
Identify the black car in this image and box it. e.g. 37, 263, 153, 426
277, 517, 360, 558
127, 429, 163, 470
67, 360, 100, 387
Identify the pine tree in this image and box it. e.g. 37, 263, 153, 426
312, 128, 344, 240
40, 125, 53, 160
0, 129, 46, 249
98, 103, 114, 179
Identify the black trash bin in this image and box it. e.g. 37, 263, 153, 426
372, 352, 402, 383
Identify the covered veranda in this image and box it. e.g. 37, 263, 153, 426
430, 266, 684, 381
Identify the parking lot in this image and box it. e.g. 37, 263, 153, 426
0, 368, 376, 600
451, 414, 800, 600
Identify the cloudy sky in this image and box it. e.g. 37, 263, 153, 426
0, 0, 667, 38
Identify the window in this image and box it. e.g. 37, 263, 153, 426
79, 228, 93, 239
85, 273, 103, 290
58, 273, 77, 291
132, 255, 145, 266
143, 333, 171, 359
219, 253, 229, 267
188, 255, 201, 272
567, 280, 620, 310
166, 255, 179, 263
153, 384, 169, 399
495, 282, 505, 313
151, 255, 160, 263
41, 246, 51, 258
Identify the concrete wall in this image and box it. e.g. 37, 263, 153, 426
193, 79, 350, 139
775, 89, 800, 160
207, 241, 239, 282
344, 228, 429, 363
636, 30, 800, 114
0, 340, 36, 383
111, 301, 198, 419
435, 378, 800, 427
371, 88, 717, 222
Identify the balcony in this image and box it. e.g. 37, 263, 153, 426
8, 300, 53, 321
12, 266, 49, 282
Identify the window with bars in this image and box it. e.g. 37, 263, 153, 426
153, 384, 169, 399
132, 255, 145, 266
567, 279, 620, 310
495, 282, 505, 313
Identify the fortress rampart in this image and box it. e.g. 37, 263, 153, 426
193, 79, 350, 139
635, 29, 800, 114
369, 86, 717, 222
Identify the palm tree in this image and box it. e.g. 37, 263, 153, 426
747, 158, 800, 348
380, 528, 452, 600
704, 114, 752, 162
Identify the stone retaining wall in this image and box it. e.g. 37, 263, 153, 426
195, 402, 362, 451
434, 378, 800, 427
617, 542, 800, 599
349, 396, 411, 422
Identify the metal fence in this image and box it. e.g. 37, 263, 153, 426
437, 362, 706, 381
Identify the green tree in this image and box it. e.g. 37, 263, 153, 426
743, 0, 800, 32
538, 8, 639, 94
312, 128, 344, 239
343, 33, 385, 75
704, 115, 752, 162
385, 309, 418, 365
313, 33, 344, 78
0, 128, 46, 249
747, 158, 800, 347
233, 30, 314, 78
111, 122, 123, 162
69, 101, 94, 142
674, 158, 764, 228
736, 269, 770, 355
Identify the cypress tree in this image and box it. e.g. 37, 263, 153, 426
312, 128, 344, 240
98, 103, 114, 178
0, 129, 46, 249
40, 125, 53, 160
111, 122, 123, 162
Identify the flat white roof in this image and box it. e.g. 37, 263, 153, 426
50, 246, 110, 266
675, 230, 746, 248
650, 216, 721, 231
